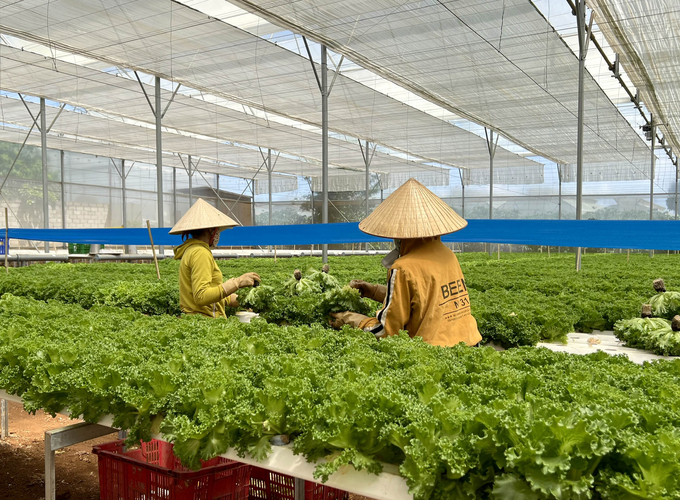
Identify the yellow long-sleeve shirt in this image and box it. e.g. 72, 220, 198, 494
358, 238, 482, 347
173, 239, 237, 318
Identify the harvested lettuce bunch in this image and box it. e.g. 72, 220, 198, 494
284, 269, 322, 296
614, 316, 680, 355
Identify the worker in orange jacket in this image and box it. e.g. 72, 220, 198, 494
330, 179, 482, 348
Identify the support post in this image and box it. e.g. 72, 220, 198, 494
45, 423, 117, 500
155, 76, 164, 256
459, 169, 466, 218
121, 159, 132, 254
294, 477, 306, 500
310, 187, 315, 225
172, 167, 177, 225
485, 129, 498, 257
121, 159, 127, 229
321, 45, 329, 263
649, 116, 656, 258
40, 98, 49, 253
268, 149, 273, 225
251, 181, 256, 226
360, 140, 376, 251
574, 0, 592, 271
60, 151, 66, 231
486, 129, 497, 220
0, 398, 6, 438
188, 155, 193, 205
557, 164, 562, 253
365, 142, 370, 218
147, 220, 161, 280
60, 150, 66, 249
557, 164, 563, 221
675, 163, 679, 220
4, 208, 8, 274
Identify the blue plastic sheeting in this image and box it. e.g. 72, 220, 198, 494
7, 220, 680, 250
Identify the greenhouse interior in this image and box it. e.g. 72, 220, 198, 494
1, 0, 680, 499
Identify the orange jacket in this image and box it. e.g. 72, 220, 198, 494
358, 238, 482, 347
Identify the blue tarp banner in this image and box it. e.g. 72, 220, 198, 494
7, 220, 680, 250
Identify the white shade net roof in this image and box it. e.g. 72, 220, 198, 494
0, 0, 541, 187
227, 0, 650, 171
0, 46, 451, 188
589, 0, 680, 156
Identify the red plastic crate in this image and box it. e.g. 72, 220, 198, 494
304, 481, 350, 500
93, 439, 251, 500
248, 466, 348, 500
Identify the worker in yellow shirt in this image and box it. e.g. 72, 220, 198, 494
330, 179, 482, 347
170, 199, 259, 318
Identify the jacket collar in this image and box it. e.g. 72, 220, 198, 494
399, 237, 441, 257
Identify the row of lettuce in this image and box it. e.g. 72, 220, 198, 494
2, 293, 680, 499
1, 253, 678, 348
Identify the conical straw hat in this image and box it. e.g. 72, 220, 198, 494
359, 178, 467, 239
169, 198, 238, 234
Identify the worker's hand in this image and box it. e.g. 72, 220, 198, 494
236, 272, 261, 288
227, 294, 240, 308
329, 311, 370, 329
349, 280, 378, 299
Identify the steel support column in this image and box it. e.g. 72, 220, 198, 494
458, 169, 466, 218
675, 163, 679, 220
45, 422, 116, 500
251, 180, 256, 226
121, 159, 131, 254
268, 149, 273, 225
60, 151, 66, 250
172, 167, 177, 225
649, 116, 656, 258
557, 164, 563, 220
485, 129, 498, 257
310, 188, 315, 225
485, 129, 498, 220
40, 98, 49, 253
365, 143, 370, 217
1, 399, 7, 439
188, 155, 193, 205
321, 45, 329, 263
650, 116, 656, 222
359, 140, 376, 251
359, 140, 376, 217
155, 76, 164, 255
575, 0, 592, 271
